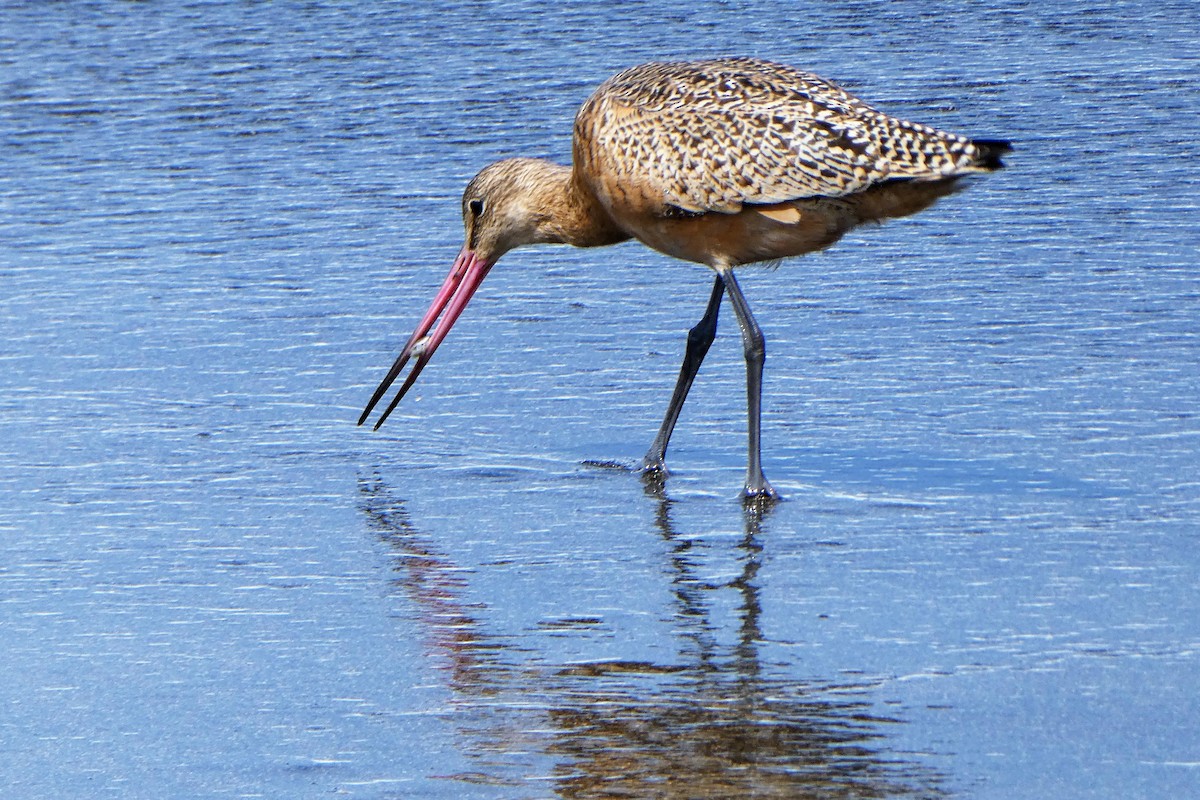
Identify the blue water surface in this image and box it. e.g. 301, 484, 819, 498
2, 1, 1198, 798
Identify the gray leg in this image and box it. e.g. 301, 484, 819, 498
719, 268, 778, 501
640, 274, 725, 475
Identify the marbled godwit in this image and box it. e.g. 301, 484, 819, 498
360, 57, 1010, 500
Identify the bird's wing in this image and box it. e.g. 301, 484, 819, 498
577, 58, 990, 215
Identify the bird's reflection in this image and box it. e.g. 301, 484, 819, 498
358, 475, 946, 798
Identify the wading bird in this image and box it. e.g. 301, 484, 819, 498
360, 57, 1010, 501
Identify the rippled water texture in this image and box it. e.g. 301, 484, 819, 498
3, 2, 1198, 798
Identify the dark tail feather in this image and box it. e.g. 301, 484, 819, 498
971, 138, 1013, 170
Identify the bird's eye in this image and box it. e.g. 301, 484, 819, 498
468, 198, 484, 217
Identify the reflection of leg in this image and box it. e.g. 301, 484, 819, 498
640, 273, 725, 474
719, 269, 778, 501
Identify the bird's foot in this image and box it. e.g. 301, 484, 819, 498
636, 450, 669, 477
634, 453, 671, 496
582, 457, 668, 486
741, 476, 781, 506
581, 459, 633, 471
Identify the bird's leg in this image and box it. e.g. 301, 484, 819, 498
718, 268, 779, 501
639, 274, 725, 476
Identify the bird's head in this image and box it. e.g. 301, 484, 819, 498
358, 158, 570, 429
460, 158, 568, 264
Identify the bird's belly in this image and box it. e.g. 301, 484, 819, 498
622, 199, 857, 268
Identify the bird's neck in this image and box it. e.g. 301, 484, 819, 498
523, 160, 629, 249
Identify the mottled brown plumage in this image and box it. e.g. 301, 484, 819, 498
576, 57, 1004, 217
361, 57, 1011, 500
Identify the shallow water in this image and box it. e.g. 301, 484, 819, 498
2, 1, 1199, 798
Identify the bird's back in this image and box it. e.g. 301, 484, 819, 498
573, 58, 1009, 223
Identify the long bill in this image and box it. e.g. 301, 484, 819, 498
359, 246, 493, 430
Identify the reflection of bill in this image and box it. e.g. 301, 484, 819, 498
359, 476, 946, 798
359, 475, 503, 696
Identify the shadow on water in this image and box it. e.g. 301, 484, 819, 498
358, 476, 947, 798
